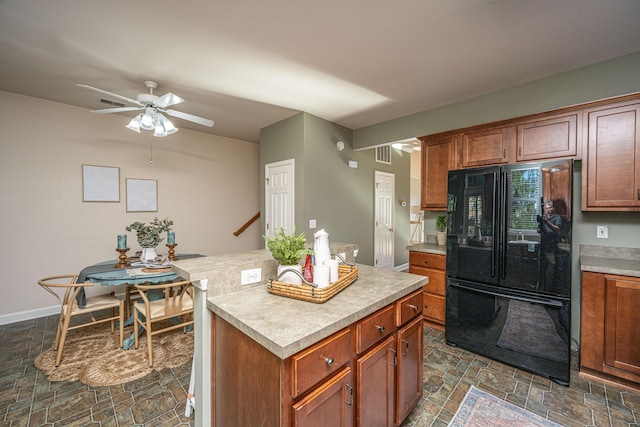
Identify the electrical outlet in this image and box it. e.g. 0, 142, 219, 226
241, 268, 262, 285
596, 225, 608, 239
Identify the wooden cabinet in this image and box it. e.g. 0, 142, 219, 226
419, 135, 457, 210
459, 126, 513, 168
213, 290, 423, 427
355, 289, 423, 427
516, 112, 580, 161
394, 316, 423, 425
408, 251, 446, 330
582, 101, 640, 211
293, 367, 354, 427
580, 272, 640, 389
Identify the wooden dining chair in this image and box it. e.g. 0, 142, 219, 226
37, 274, 125, 367
132, 280, 194, 367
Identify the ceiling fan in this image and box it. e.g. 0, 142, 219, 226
77, 80, 214, 137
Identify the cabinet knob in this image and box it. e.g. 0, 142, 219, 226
322, 356, 334, 366
423, 259, 429, 264
375, 325, 385, 333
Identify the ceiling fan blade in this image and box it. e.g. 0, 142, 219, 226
154, 92, 184, 109
77, 84, 144, 107
90, 107, 143, 114
165, 109, 214, 127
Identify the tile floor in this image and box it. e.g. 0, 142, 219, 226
2, 315, 639, 426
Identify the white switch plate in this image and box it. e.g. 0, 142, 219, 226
241, 268, 262, 285
309, 219, 317, 229
596, 225, 608, 239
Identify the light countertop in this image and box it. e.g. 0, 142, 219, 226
406, 242, 446, 255
580, 244, 640, 278
206, 263, 426, 359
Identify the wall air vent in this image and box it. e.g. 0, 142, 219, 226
375, 145, 391, 165
100, 98, 126, 108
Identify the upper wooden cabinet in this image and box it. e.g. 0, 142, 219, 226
516, 113, 580, 161
583, 101, 640, 211
419, 135, 457, 210
459, 126, 513, 168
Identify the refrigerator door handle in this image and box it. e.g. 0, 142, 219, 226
500, 171, 508, 280
491, 172, 499, 278
449, 280, 564, 308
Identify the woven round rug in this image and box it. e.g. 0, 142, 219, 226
34, 321, 193, 386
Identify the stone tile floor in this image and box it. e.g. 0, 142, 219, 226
402, 327, 640, 427
2, 315, 639, 426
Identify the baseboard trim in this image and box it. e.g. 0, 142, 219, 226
394, 263, 409, 272
0, 306, 59, 325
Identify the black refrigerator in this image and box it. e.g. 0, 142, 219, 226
445, 159, 572, 385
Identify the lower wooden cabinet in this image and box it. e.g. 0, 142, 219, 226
580, 272, 640, 389
212, 289, 423, 426
293, 367, 354, 427
409, 251, 446, 330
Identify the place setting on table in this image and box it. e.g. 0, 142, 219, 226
76, 218, 202, 349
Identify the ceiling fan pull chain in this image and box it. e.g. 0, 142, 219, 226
150, 140, 153, 165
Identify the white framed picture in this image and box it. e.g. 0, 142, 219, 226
82, 164, 120, 202
126, 178, 158, 212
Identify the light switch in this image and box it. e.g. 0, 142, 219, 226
309, 219, 317, 229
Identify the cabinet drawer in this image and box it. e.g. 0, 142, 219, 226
409, 252, 446, 270
356, 304, 396, 354
396, 289, 423, 327
292, 328, 352, 398
423, 292, 445, 325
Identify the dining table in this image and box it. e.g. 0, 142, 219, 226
77, 253, 203, 349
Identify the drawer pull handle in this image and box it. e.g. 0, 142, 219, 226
345, 384, 353, 406
389, 348, 397, 366
322, 356, 334, 366
402, 339, 409, 356
375, 325, 385, 333
407, 304, 419, 311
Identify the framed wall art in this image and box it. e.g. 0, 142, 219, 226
126, 178, 158, 212
82, 164, 120, 202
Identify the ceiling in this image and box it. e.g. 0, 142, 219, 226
1, 0, 639, 144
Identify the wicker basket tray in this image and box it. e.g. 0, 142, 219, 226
267, 264, 358, 303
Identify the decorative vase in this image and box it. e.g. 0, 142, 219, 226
277, 264, 303, 285
140, 247, 158, 263
436, 231, 447, 246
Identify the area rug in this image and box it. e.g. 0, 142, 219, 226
34, 321, 193, 387
496, 299, 568, 362
449, 386, 561, 427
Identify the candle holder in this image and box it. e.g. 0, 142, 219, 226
166, 243, 178, 261
114, 248, 131, 268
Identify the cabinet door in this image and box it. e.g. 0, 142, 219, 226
583, 103, 640, 210
293, 367, 354, 427
604, 276, 640, 380
395, 317, 423, 425
459, 127, 512, 168
420, 136, 457, 210
356, 336, 396, 427
516, 113, 579, 161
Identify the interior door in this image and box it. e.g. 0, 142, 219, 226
265, 159, 295, 239
374, 171, 394, 269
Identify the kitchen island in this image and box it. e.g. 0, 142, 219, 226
173, 248, 427, 427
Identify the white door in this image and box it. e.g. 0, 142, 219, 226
374, 171, 395, 269
265, 159, 295, 238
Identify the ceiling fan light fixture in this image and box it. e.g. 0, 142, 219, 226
126, 114, 142, 133
140, 109, 155, 130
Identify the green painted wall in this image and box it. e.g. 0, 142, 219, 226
353, 51, 640, 149
261, 113, 411, 267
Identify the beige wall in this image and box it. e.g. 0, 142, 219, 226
0, 91, 261, 321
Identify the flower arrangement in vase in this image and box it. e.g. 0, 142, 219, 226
126, 217, 173, 262
264, 226, 313, 285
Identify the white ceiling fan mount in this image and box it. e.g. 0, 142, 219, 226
77, 80, 214, 137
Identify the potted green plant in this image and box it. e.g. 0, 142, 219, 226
126, 217, 173, 262
264, 227, 312, 285
436, 215, 447, 246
